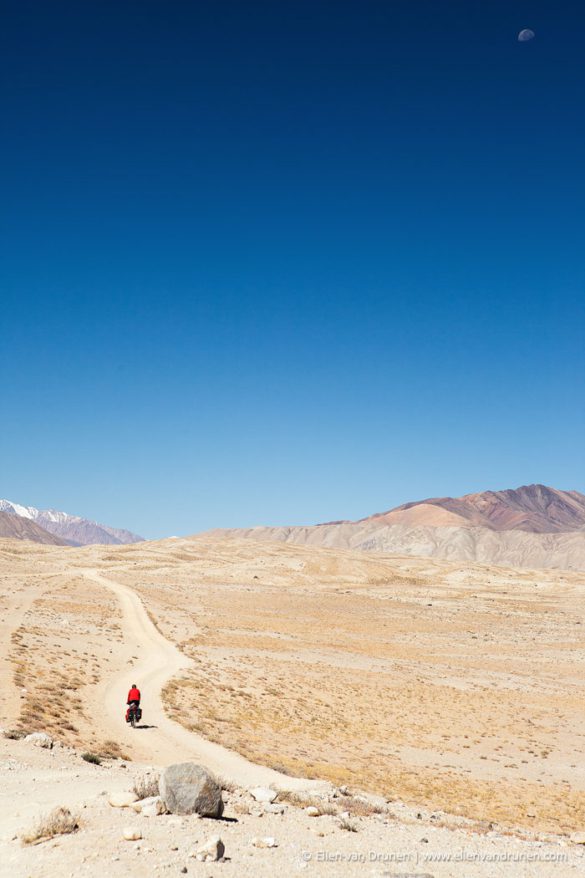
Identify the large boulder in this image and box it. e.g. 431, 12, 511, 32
159, 763, 224, 818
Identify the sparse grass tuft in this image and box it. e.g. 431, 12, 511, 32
317, 801, 339, 816
3, 729, 25, 740
22, 807, 79, 845
99, 740, 125, 759
133, 774, 160, 800
266, 761, 294, 776
81, 752, 101, 765
217, 776, 238, 793
276, 790, 340, 815
338, 816, 358, 832
276, 790, 309, 807
277, 790, 336, 813
338, 795, 385, 817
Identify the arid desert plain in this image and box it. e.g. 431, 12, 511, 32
1, 535, 584, 876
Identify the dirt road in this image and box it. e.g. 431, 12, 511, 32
82, 569, 322, 791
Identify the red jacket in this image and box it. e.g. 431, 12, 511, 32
127, 687, 141, 704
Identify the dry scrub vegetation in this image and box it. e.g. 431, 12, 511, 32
119, 537, 585, 835
5, 570, 122, 750
22, 806, 79, 845
2, 536, 584, 837
133, 773, 160, 800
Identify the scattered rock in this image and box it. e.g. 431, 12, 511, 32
306, 806, 320, 817
109, 791, 139, 809
160, 764, 224, 818
140, 796, 167, 817
251, 836, 278, 848
250, 787, 277, 804
132, 795, 166, 816
192, 835, 225, 862
263, 803, 285, 814
24, 732, 53, 749
122, 827, 142, 841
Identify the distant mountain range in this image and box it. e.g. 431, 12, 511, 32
3, 486, 584, 569
0, 499, 144, 546
0, 510, 68, 545
359, 484, 585, 533
205, 485, 585, 571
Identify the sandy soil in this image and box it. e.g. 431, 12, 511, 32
0, 536, 584, 876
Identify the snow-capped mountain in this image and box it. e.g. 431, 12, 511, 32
0, 499, 144, 546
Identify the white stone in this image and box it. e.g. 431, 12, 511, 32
193, 835, 225, 862
24, 732, 53, 749
249, 787, 278, 804
571, 832, 585, 844
141, 801, 166, 818
306, 806, 320, 817
251, 836, 278, 848
122, 827, 142, 841
263, 803, 285, 814
108, 791, 139, 808
133, 796, 166, 817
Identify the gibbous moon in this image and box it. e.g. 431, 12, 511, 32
518, 28, 535, 42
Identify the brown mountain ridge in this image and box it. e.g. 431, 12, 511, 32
0, 511, 68, 545
205, 485, 585, 571
363, 484, 585, 533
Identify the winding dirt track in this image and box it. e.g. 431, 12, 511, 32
83, 569, 320, 791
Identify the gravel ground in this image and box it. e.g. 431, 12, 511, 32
1, 738, 583, 878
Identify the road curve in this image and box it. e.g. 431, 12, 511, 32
82, 569, 322, 791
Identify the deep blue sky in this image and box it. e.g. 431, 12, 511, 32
1, 1, 583, 538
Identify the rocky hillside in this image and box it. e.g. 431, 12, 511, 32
205, 485, 585, 571
0, 511, 67, 545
